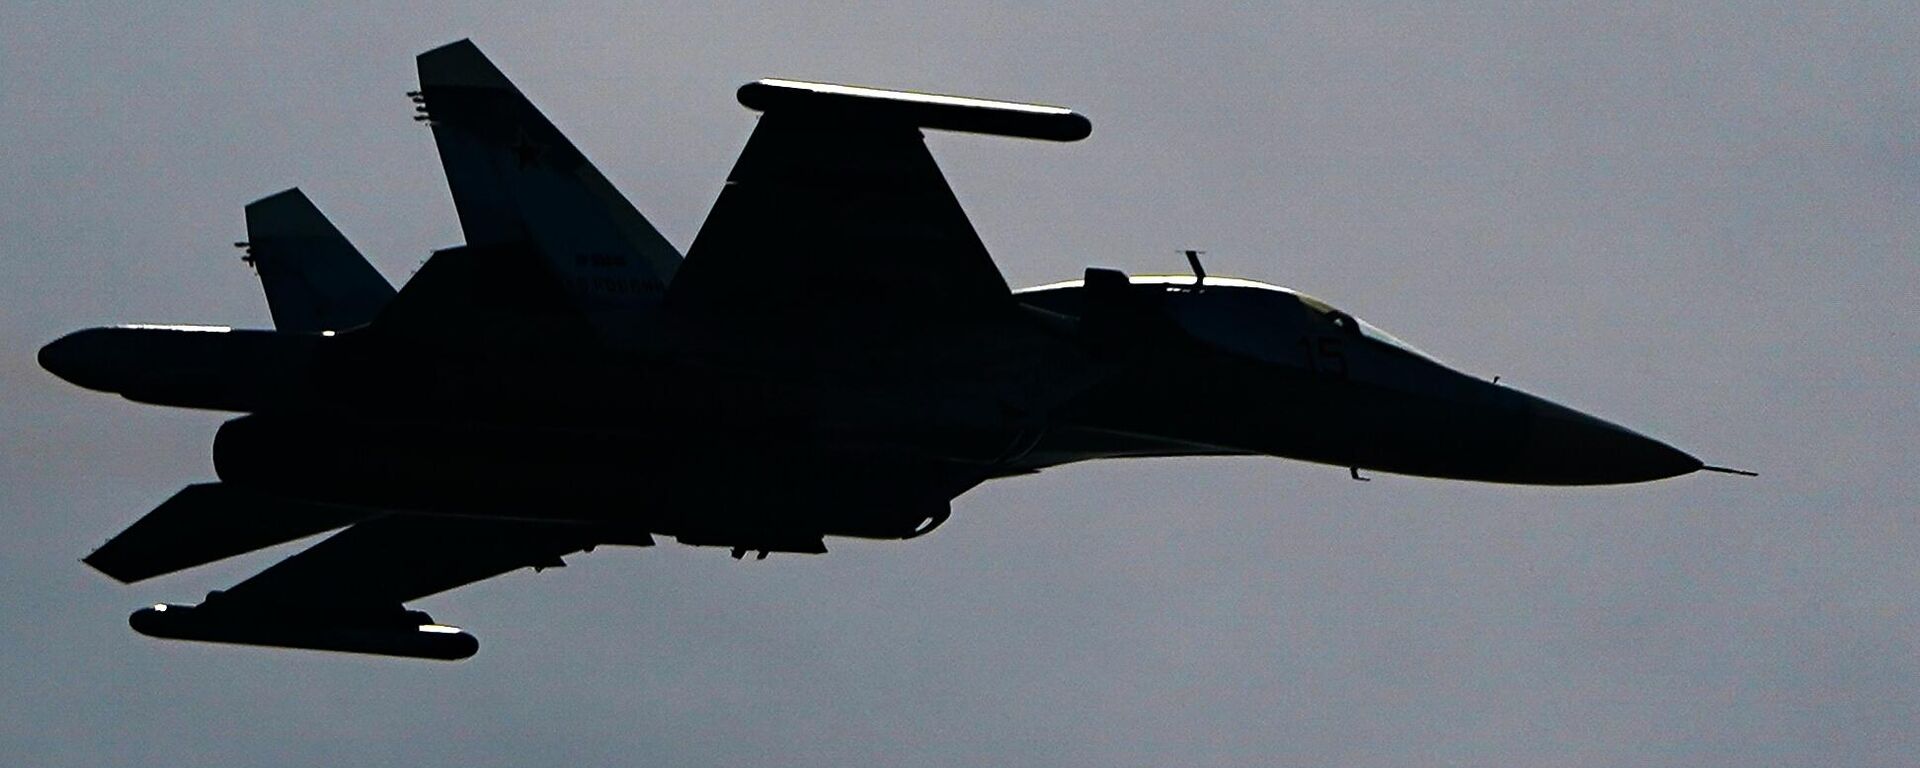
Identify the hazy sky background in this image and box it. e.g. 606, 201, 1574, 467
3, 3, 1915, 766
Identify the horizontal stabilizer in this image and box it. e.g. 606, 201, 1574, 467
84, 484, 377, 583
242, 188, 396, 332
737, 79, 1090, 141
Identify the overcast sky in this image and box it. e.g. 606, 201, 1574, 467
3, 3, 1916, 766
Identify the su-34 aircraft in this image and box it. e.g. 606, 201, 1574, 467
40, 40, 1749, 660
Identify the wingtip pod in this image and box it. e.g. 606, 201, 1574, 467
130, 604, 478, 661
738, 79, 1091, 141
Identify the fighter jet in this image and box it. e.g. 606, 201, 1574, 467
38, 40, 1746, 661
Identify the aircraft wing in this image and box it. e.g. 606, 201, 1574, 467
131, 515, 618, 660
667, 80, 1089, 338
209, 515, 591, 610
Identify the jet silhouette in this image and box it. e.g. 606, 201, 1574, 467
39, 40, 1738, 660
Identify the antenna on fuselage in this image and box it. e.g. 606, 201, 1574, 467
1183, 249, 1206, 286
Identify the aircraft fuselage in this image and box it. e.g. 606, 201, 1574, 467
40, 271, 1703, 552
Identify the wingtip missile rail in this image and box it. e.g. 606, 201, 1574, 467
129, 603, 479, 661
737, 78, 1092, 141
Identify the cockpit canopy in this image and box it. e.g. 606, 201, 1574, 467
1015, 274, 1438, 364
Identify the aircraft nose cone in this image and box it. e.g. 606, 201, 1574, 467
1516, 398, 1702, 484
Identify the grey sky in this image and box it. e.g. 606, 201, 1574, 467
3, 3, 1915, 766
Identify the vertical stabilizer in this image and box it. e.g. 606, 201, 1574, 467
242, 188, 397, 332
414, 40, 682, 340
